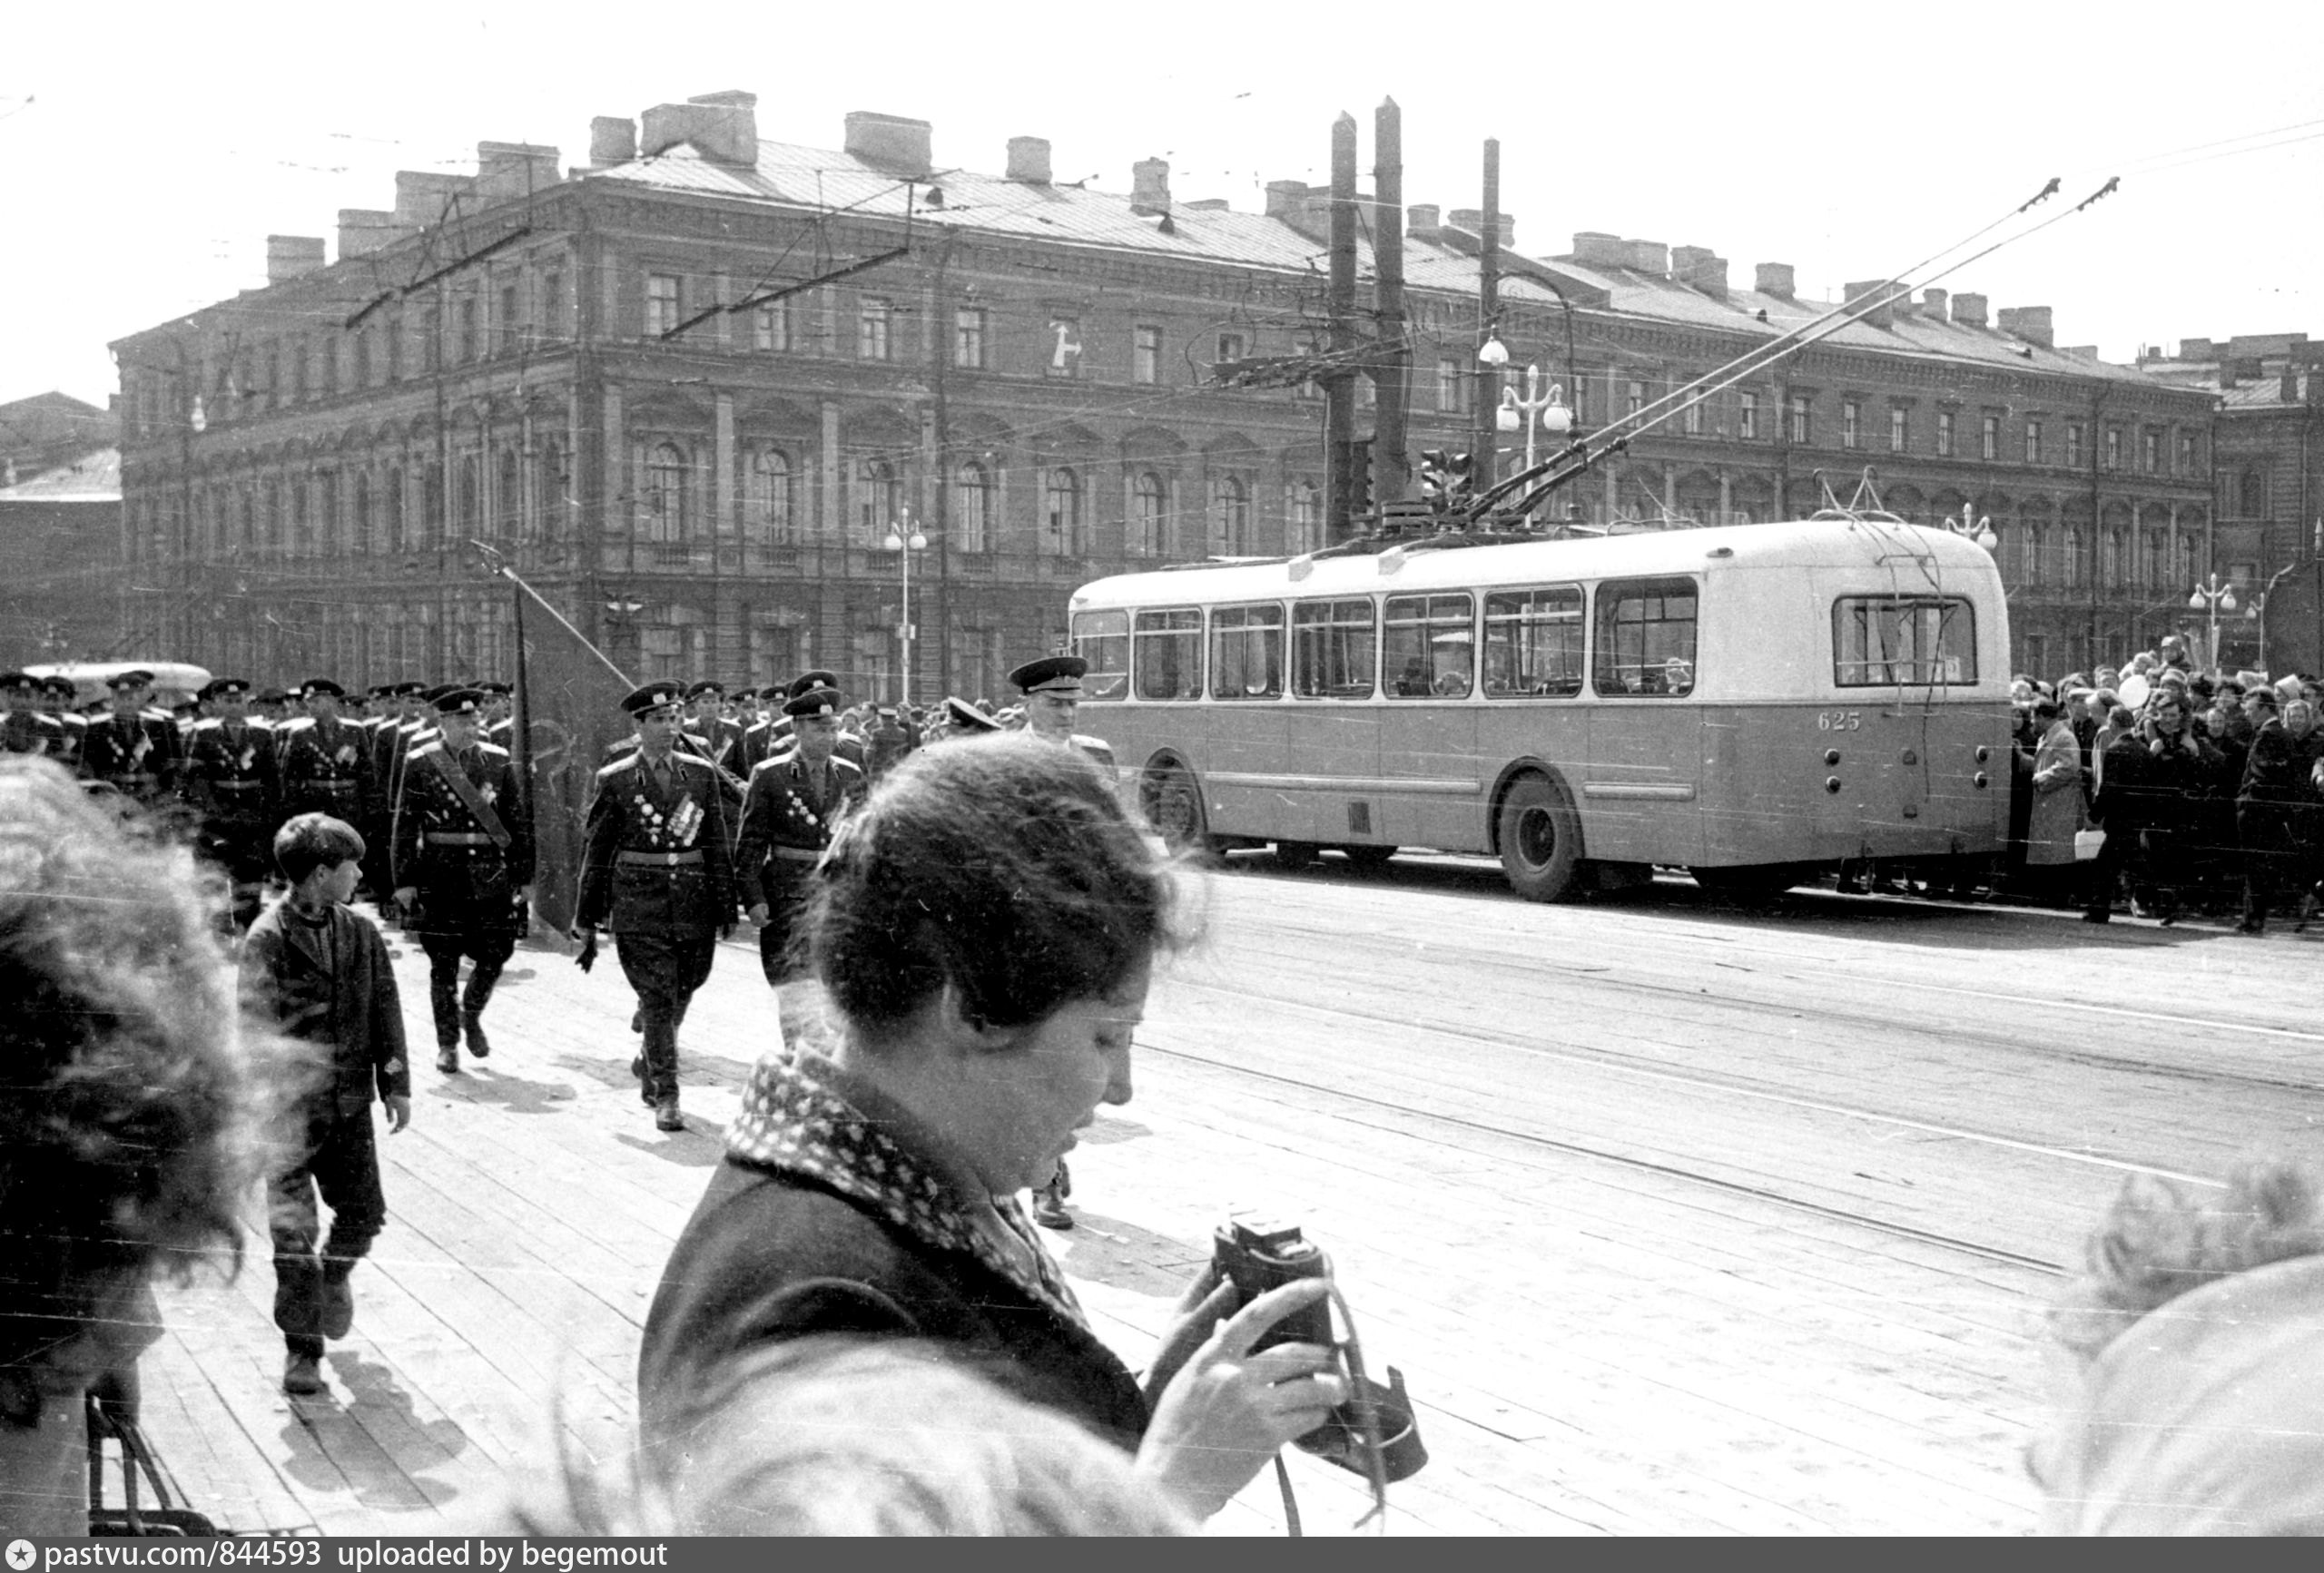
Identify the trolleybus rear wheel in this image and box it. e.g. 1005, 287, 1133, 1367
1143, 762, 1214, 861
1274, 841, 1320, 870
1340, 843, 1396, 870
1497, 773, 1582, 902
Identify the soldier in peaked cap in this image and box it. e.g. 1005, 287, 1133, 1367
34, 673, 84, 766
478, 681, 515, 747
734, 684, 865, 988
684, 681, 744, 776
935, 693, 1004, 741
0, 671, 67, 759
391, 688, 535, 1071
278, 678, 379, 832
183, 678, 281, 930
576, 683, 736, 1131
78, 669, 182, 806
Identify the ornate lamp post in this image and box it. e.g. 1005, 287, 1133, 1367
1943, 500, 1999, 552
882, 507, 929, 706
2188, 573, 2238, 673
1496, 365, 1574, 505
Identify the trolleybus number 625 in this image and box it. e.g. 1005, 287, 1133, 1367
1817, 711, 1864, 732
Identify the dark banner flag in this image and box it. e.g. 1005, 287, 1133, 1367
497, 565, 632, 935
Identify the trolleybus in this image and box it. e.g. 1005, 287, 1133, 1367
1066, 514, 2012, 901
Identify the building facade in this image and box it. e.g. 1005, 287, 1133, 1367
113, 93, 2216, 697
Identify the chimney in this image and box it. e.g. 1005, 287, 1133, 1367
1625, 239, 1668, 275
1448, 209, 1515, 249
265, 235, 327, 284
475, 141, 560, 202
2180, 337, 2215, 361
590, 116, 636, 166
1672, 246, 1728, 299
642, 91, 759, 167
1407, 203, 1441, 241
1952, 292, 1989, 328
1265, 180, 1307, 221
1755, 262, 1796, 300
337, 209, 402, 257
2220, 359, 2239, 389
1572, 231, 1627, 268
2283, 369, 2302, 404
1130, 158, 1171, 217
1922, 288, 1948, 320
1845, 280, 1898, 330
394, 171, 476, 229
842, 111, 932, 175
1997, 305, 2053, 348
1006, 136, 1052, 183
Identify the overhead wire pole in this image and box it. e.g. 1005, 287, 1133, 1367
1324, 113, 1360, 544
1474, 139, 1502, 484
1371, 98, 1410, 513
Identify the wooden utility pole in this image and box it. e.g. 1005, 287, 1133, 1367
1372, 99, 1410, 511
1474, 138, 1502, 483
1324, 113, 1360, 543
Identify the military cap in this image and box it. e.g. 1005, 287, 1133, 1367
620, 682, 686, 717
942, 695, 1002, 733
300, 677, 347, 700
684, 680, 725, 700
1008, 654, 1087, 694
758, 683, 789, 702
198, 677, 251, 702
783, 686, 844, 719
393, 680, 427, 698
105, 669, 155, 692
476, 680, 512, 697
0, 671, 34, 693
788, 670, 841, 699
38, 675, 74, 698
432, 687, 487, 716
367, 683, 398, 700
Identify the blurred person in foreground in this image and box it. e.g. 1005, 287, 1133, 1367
2034, 1160, 2324, 1534
638, 734, 1344, 1522
0, 759, 258, 1539
508, 1335, 1192, 1536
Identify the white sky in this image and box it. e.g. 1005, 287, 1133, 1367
6, 0, 2319, 410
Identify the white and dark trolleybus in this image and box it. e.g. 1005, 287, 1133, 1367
1067, 512, 2013, 902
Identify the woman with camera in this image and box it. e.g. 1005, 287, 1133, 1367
637, 733, 1345, 1524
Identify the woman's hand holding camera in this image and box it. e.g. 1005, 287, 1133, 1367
1137, 1274, 1348, 1519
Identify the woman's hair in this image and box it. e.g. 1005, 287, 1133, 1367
0, 759, 258, 1384
273, 811, 366, 884
513, 1336, 1194, 1536
2050, 1160, 2324, 1362
805, 733, 1196, 1036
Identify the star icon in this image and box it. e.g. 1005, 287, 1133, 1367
8, 1539, 37, 1570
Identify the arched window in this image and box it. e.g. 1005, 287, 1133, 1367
2063, 528, 2084, 587
856, 457, 901, 543
352, 470, 373, 555
458, 453, 483, 536
2100, 530, 2121, 590
1130, 471, 1166, 558
2022, 526, 2046, 587
1285, 478, 1322, 555
2239, 470, 2265, 517
535, 438, 565, 541
1043, 467, 1082, 555
743, 447, 794, 546
2141, 531, 2163, 591
1207, 473, 1249, 555
645, 441, 689, 543
953, 461, 990, 554
382, 466, 404, 554
497, 446, 521, 536
2176, 533, 2197, 586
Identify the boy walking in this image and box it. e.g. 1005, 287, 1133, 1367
241, 813, 411, 1397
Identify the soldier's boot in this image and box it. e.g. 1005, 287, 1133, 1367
428, 978, 461, 1072
1032, 1161, 1074, 1230
461, 1014, 491, 1059
655, 1094, 684, 1133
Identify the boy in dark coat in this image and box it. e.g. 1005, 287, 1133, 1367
241, 813, 411, 1398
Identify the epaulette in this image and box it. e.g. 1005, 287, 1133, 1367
191, 716, 223, 733
477, 741, 509, 758
278, 716, 316, 733
748, 753, 788, 778
596, 754, 638, 781
408, 739, 442, 761
833, 755, 865, 776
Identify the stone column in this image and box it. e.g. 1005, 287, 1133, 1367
714, 393, 735, 546
819, 399, 841, 545
603, 384, 626, 573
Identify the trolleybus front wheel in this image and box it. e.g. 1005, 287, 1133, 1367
1274, 841, 1321, 870
1143, 762, 1215, 861
1497, 773, 1582, 902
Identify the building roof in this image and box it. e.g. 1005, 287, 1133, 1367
0, 447, 122, 502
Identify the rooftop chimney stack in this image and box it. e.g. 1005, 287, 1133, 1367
1996, 305, 2052, 347
1672, 245, 1728, 299
590, 116, 637, 166
393, 171, 475, 229
1922, 288, 1948, 320
1952, 292, 1989, 328
1755, 262, 1796, 300
265, 235, 328, 284
1571, 231, 1627, 268
1406, 203, 1441, 241
1845, 280, 1899, 330
476, 141, 561, 202
842, 111, 932, 175
337, 210, 401, 257
1264, 179, 1307, 221
1006, 136, 1052, 183
642, 91, 759, 167
1130, 158, 1172, 217
1448, 208, 1515, 249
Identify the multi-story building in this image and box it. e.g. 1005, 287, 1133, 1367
2136, 333, 2323, 673
112, 91, 2216, 695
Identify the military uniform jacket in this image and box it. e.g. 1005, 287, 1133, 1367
1071, 732, 1118, 771
182, 718, 280, 827
277, 717, 379, 824
733, 752, 865, 911
0, 710, 68, 759
390, 738, 535, 896
576, 749, 735, 936
78, 710, 180, 797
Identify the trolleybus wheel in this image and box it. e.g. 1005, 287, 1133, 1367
1144, 762, 1215, 861
1497, 773, 1582, 902
1274, 841, 1320, 870
1340, 843, 1396, 870
1689, 862, 1814, 897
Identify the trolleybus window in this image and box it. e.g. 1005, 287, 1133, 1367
1209, 603, 1285, 700
1832, 596, 1976, 687
1291, 598, 1377, 699
1133, 607, 1204, 700
1070, 609, 1129, 700
1483, 586, 1585, 697
1384, 594, 1475, 699
1593, 576, 1698, 697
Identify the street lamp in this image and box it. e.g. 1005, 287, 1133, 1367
1943, 501, 1998, 552
882, 507, 929, 706
2245, 562, 2303, 673
2188, 573, 2238, 672
1476, 333, 1510, 369
1495, 366, 1573, 505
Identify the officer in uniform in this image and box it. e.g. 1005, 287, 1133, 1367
276, 679, 379, 831
576, 683, 735, 1132
1008, 653, 1117, 1229
734, 684, 865, 988
684, 682, 743, 774
392, 688, 535, 1071
481, 681, 516, 748
182, 677, 281, 930
0, 671, 67, 757
35, 675, 85, 767
78, 669, 181, 807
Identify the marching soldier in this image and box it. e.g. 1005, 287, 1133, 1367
277, 679, 378, 830
734, 684, 865, 988
78, 669, 182, 807
182, 677, 281, 930
0, 671, 67, 757
481, 681, 516, 748
737, 683, 789, 774
576, 683, 735, 1132
36, 675, 85, 767
392, 688, 533, 1072
1008, 652, 1116, 1230
685, 682, 743, 774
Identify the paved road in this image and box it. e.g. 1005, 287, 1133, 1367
135, 859, 2324, 1535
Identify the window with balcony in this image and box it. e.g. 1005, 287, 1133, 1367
2142, 429, 2160, 474
858, 298, 892, 361
1979, 414, 1999, 461
1134, 325, 1162, 385
640, 442, 690, 543
1207, 474, 1251, 555
645, 273, 681, 339
2064, 422, 2083, 467
1130, 470, 1166, 557
1681, 391, 1704, 436
856, 457, 900, 540
1043, 467, 1083, 555
953, 461, 990, 553
2104, 427, 2123, 470
743, 447, 794, 546
952, 307, 985, 369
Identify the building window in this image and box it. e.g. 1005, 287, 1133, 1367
1134, 325, 1162, 385
1888, 407, 1908, 455
353, 471, 373, 554
858, 298, 891, 360
496, 447, 519, 534
1216, 331, 1246, 367
1681, 390, 1704, 437
1936, 410, 1955, 457
645, 273, 681, 338
2141, 428, 2160, 474
1787, 393, 1810, 445
2065, 422, 2083, 468
1207, 474, 1250, 555
953, 461, 990, 553
1841, 398, 1862, 450
540, 269, 565, 342
499, 284, 519, 356
856, 457, 901, 540
2239, 470, 2266, 516
1286, 479, 1323, 555
953, 307, 985, 369
1738, 390, 1759, 440
1626, 380, 1647, 418
1047, 316, 1082, 379
642, 441, 689, 543
1980, 414, 1999, 462
2025, 420, 2043, 465
455, 296, 478, 364
2104, 427, 2122, 470
2063, 528, 2084, 586
456, 455, 480, 538
381, 467, 404, 553
1435, 357, 1466, 415
743, 447, 794, 546
536, 438, 565, 540
2178, 431, 2196, 473
1129, 471, 1166, 557
1043, 467, 1083, 555
754, 302, 790, 353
